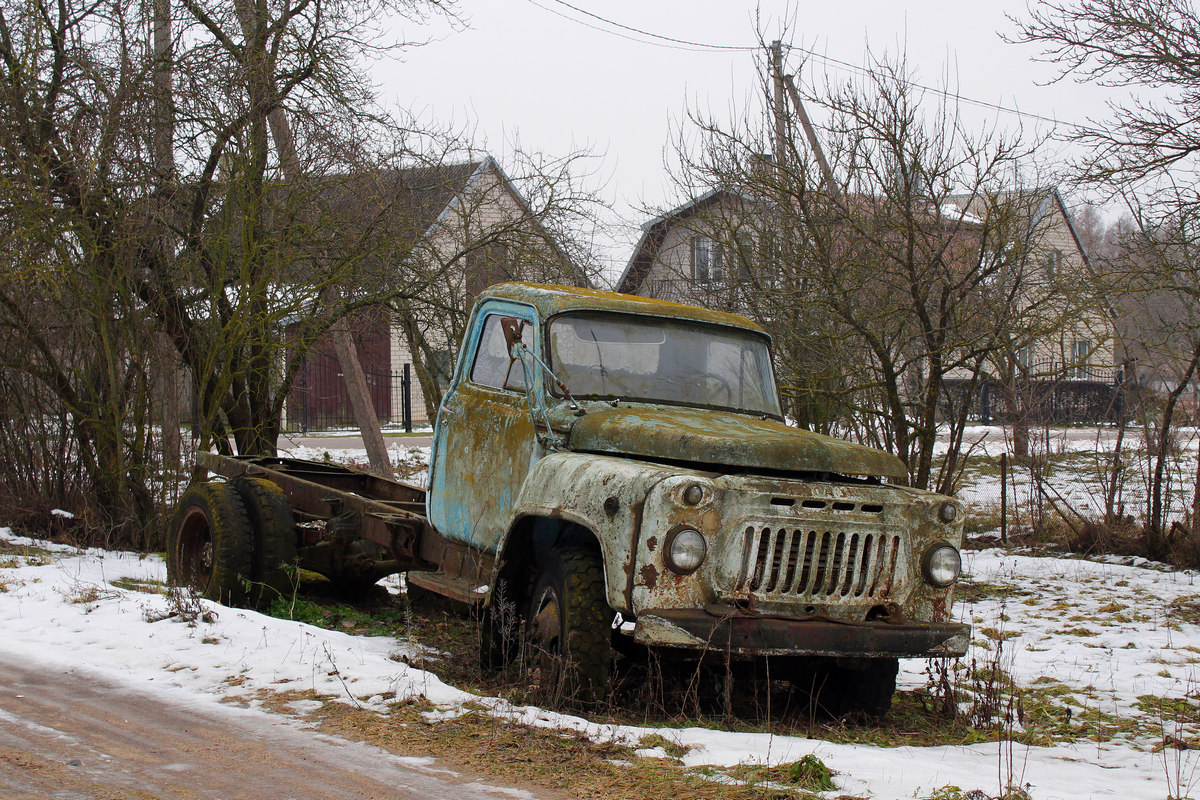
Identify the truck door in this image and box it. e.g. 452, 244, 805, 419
428, 302, 538, 550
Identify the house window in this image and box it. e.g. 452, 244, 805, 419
1016, 345, 1032, 371
1072, 339, 1091, 379
1042, 248, 1064, 280
690, 235, 723, 286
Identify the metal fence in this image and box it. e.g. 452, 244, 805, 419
285, 352, 415, 433
942, 365, 1125, 425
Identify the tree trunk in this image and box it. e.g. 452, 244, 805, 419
332, 320, 394, 478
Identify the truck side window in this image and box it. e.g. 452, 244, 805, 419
470, 314, 528, 392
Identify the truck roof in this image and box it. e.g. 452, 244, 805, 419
479, 282, 768, 335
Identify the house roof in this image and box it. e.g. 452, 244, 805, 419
620, 185, 1090, 297
313, 159, 483, 248
942, 187, 1091, 267
480, 281, 767, 334
310, 156, 584, 285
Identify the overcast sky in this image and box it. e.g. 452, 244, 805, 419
377, 1, 1121, 282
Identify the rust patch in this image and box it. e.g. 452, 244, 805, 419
640, 562, 658, 592
930, 592, 950, 623
645, 536, 658, 552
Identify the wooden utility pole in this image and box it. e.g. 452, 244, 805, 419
783, 74, 843, 206
330, 321, 395, 476
771, 40, 787, 172
770, 41, 842, 205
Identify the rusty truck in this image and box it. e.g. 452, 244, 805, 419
170, 282, 969, 715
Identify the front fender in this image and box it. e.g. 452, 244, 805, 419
504, 451, 677, 612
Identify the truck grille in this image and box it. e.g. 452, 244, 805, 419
736, 527, 901, 600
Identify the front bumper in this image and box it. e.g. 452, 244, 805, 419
633, 609, 970, 658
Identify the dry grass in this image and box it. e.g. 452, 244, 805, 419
249, 689, 812, 800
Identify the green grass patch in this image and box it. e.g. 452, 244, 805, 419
0, 539, 55, 567
266, 593, 411, 638
1168, 595, 1200, 625
979, 627, 1021, 642
724, 754, 836, 793
1055, 626, 1100, 637
1137, 694, 1200, 723
111, 577, 168, 594
637, 733, 690, 759
920, 788, 980, 800
955, 581, 1030, 604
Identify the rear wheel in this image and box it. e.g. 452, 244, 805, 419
168, 482, 254, 606
230, 476, 297, 608
525, 547, 611, 705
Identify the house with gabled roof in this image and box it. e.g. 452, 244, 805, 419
617, 188, 751, 311
941, 187, 1116, 382
287, 156, 584, 429
616, 184, 1118, 426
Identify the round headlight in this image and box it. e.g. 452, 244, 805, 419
922, 543, 961, 587
938, 501, 958, 523
665, 527, 707, 574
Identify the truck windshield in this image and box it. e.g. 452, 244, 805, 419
548, 312, 782, 417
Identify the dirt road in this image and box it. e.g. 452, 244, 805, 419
0, 655, 547, 800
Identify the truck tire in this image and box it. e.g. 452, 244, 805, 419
820, 658, 899, 721
168, 481, 254, 606
853, 657, 900, 719
230, 476, 297, 609
525, 546, 611, 704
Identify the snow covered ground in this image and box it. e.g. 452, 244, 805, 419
950, 425, 1200, 526
3, 534, 1200, 798
6, 430, 1200, 799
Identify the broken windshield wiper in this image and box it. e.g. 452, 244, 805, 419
511, 343, 584, 451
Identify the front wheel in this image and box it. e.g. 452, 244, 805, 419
168, 481, 254, 605
817, 658, 899, 721
525, 546, 612, 705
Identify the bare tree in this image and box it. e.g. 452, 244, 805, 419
0, 0, 459, 532
1014, 0, 1200, 552
1011, 0, 1200, 197
666, 48, 1084, 492
1100, 195, 1200, 554
0, 0, 174, 533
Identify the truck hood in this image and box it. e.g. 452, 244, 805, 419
565, 406, 907, 479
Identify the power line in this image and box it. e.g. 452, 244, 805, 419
542, 0, 755, 51
529, 0, 1106, 134
525, 0, 729, 52
782, 43, 1109, 135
